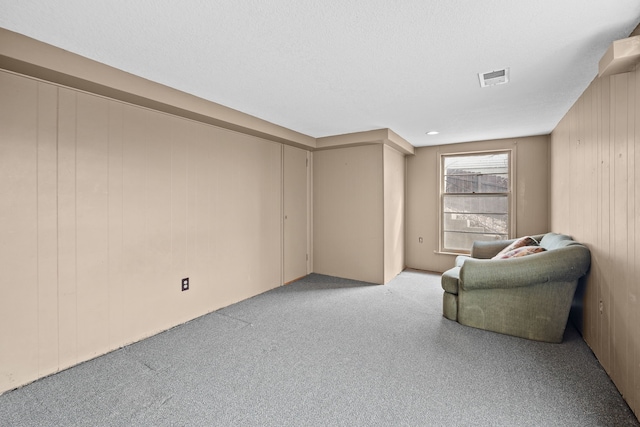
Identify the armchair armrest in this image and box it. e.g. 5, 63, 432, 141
455, 255, 470, 267
460, 245, 591, 290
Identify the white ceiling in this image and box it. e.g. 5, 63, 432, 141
1, 1, 639, 147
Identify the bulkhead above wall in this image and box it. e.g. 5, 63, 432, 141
0, 28, 414, 157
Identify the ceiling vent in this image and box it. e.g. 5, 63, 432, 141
479, 68, 510, 87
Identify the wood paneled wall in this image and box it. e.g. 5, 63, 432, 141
0, 70, 285, 393
550, 64, 640, 416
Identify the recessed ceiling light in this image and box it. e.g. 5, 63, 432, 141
426, 131, 439, 135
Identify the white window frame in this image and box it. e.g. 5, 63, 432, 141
438, 149, 516, 254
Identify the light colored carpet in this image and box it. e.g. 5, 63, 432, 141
1, 270, 637, 426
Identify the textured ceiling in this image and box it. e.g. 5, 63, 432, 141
1, 0, 639, 147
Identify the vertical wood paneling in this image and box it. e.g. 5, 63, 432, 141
578, 85, 590, 338
57, 88, 78, 370
553, 109, 571, 225
185, 118, 200, 309
314, 145, 384, 284
569, 98, 579, 235
550, 64, 640, 417
627, 67, 638, 412
170, 117, 189, 322
188, 120, 208, 325
107, 101, 125, 349
143, 110, 173, 332
577, 94, 587, 243
600, 75, 612, 373
0, 72, 39, 389
200, 124, 217, 312
612, 73, 630, 397
207, 132, 236, 307
76, 92, 110, 361
36, 82, 59, 377
190, 123, 214, 317
121, 105, 152, 342
635, 63, 640, 418
0, 67, 298, 398
383, 145, 405, 284
0, 71, 294, 395
284, 145, 309, 283
583, 80, 602, 352
209, 130, 246, 307
594, 76, 604, 359
243, 135, 283, 292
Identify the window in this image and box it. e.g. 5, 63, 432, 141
440, 150, 513, 253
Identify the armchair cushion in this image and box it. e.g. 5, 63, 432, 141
470, 233, 547, 259
492, 235, 540, 258
492, 245, 546, 259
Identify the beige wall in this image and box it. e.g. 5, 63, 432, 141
550, 63, 640, 417
284, 145, 311, 283
405, 135, 550, 273
383, 145, 406, 283
313, 144, 406, 285
0, 30, 411, 393
0, 70, 290, 393
313, 145, 384, 284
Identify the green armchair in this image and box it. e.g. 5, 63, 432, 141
441, 233, 591, 343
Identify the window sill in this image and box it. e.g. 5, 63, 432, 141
434, 250, 470, 256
